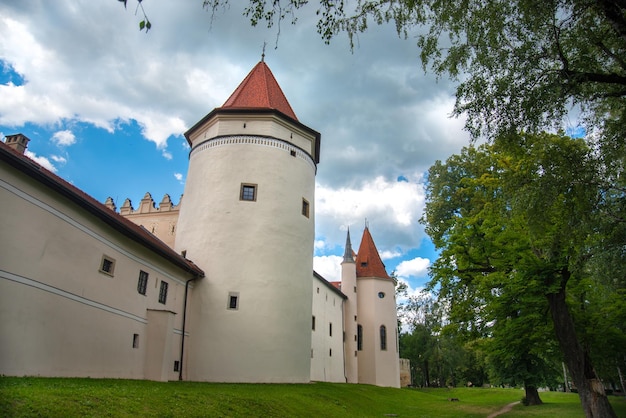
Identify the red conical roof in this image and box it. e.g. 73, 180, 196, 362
355, 227, 391, 280
221, 61, 298, 121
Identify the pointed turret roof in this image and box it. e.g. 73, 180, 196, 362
355, 227, 391, 280
342, 228, 355, 263
221, 61, 298, 121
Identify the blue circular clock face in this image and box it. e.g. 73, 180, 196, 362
378, 292, 385, 298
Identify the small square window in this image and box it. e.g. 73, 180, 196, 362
99, 255, 116, 276
240, 184, 257, 201
228, 292, 239, 310
158, 281, 169, 304
302, 198, 310, 218
137, 270, 148, 295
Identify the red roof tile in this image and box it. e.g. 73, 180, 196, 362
221, 61, 298, 121
355, 227, 391, 280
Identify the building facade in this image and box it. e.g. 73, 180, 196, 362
0, 60, 401, 387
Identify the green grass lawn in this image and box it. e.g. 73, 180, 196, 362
1, 377, 625, 417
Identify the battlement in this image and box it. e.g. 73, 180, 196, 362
105, 193, 181, 250
103, 192, 182, 215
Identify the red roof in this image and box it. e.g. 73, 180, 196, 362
355, 227, 391, 280
221, 61, 298, 121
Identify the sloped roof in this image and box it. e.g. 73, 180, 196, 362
221, 61, 298, 121
355, 227, 391, 280
0, 140, 204, 279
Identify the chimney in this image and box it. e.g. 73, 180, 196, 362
5, 133, 30, 155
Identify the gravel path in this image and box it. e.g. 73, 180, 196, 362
486, 401, 521, 418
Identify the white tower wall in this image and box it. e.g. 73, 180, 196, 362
176, 132, 315, 382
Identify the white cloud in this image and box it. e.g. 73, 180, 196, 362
396, 257, 431, 280
51, 130, 75, 147
174, 173, 183, 182
50, 155, 67, 164
315, 175, 427, 252
25, 150, 56, 172
313, 255, 343, 283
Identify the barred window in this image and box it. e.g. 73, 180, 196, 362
137, 270, 148, 295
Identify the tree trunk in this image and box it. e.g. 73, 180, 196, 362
424, 360, 430, 387
618, 364, 625, 397
563, 362, 571, 392
524, 385, 543, 405
547, 281, 617, 418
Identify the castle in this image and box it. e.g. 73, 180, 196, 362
0, 60, 401, 387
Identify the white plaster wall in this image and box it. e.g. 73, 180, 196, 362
357, 277, 401, 388
341, 260, 359, 383
177, 128, 315, 382
310, 275, 345, 383
0, 167, 194, 380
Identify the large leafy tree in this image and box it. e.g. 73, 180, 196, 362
423, 132, 622, 417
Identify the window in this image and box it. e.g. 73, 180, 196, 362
329, 322, 332, 337
380, 325, 387, 351
132, 333, 139, 349
228, 292, 239, 310
158, 281, 169, 304
329, 348, 332, 357
378, 292, 385, 299
240, 183, 257, 201
357, 325, 363, 351
99, 255, 115, 276
312, 316, 316, 330
302, 198, 310, 218
173, 361, 180, 372
137, 270, 148, 295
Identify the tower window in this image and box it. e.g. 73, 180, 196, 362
240, 183, 257, 201
357, 325, 363, 351
132, 333, 139, 349
137, 270, 148, 295
158, 281, 169, 304
380, 325, 387, 351
312, 315, 316, 330
302, 198, 310, 218
228, 292, 240, 310
99, 255, 115, 276
329, 322, 332, 337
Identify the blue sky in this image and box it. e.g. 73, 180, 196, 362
0, 2, 475, 295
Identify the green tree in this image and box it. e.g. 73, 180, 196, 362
423, 132, 620, 416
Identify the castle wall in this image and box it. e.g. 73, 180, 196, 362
311, 273, 346, 383
0, 160, 197, 381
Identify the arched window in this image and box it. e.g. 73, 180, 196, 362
380, 325, 387, 351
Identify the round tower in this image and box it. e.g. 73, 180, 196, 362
175, 60, 320, 382
355, 226, 400, 388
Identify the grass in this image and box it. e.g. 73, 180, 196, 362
1, 377, 625, 417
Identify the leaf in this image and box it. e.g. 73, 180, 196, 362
139, 20, 145, 30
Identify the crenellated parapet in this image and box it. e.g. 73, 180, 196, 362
116, 193, 182, 215
108, 193, 183, 250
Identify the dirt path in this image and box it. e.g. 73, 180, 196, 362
486, 401, 520, 418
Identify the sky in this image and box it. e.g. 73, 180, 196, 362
0, 1, 473, 296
